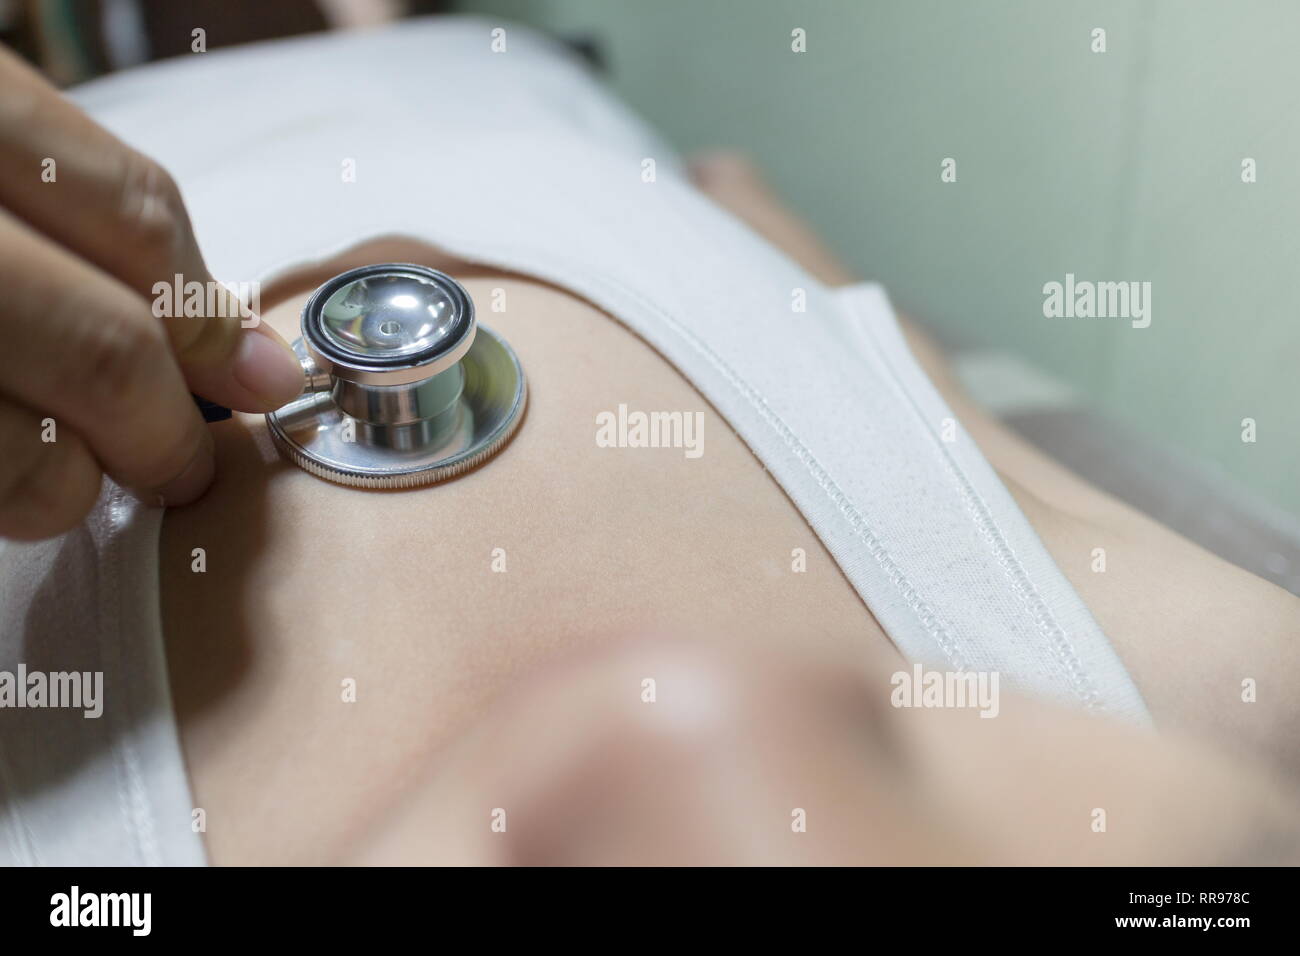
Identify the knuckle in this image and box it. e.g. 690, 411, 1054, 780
64, 315, 201, 490
74, 314, 167, 412
116, 151, 188, 266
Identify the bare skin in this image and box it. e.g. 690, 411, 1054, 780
351, 635, 1300, 867
161, 239, 884, 864
160, 160, 1300, 865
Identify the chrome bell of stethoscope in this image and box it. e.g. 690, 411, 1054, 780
265, 263, 526, 487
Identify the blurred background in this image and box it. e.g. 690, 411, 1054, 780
4, 0, 1298, 591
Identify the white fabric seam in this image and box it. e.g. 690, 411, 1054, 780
0, 741, 40, 865
106, 488, 163, 865
842, 288, 1103, 709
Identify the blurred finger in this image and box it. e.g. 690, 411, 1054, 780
0, 208, 214, 507
0, 398, 102, 540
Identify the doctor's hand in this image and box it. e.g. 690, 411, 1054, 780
0, 45, 304, 541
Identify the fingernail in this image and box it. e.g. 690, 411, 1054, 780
232, 331, 304, 408
155, 428, 215, 507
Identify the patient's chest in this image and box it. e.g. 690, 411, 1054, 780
160, 268, 886, 864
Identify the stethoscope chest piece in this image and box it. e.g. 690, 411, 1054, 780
265, 263, 526, 488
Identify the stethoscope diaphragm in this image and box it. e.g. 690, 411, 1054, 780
265, 263, 526, 488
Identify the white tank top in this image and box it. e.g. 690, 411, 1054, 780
0, 16, 1149, 866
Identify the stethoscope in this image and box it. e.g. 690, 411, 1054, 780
264, 263, 526, 487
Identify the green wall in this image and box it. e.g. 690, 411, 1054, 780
457, 0, 1300, 518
